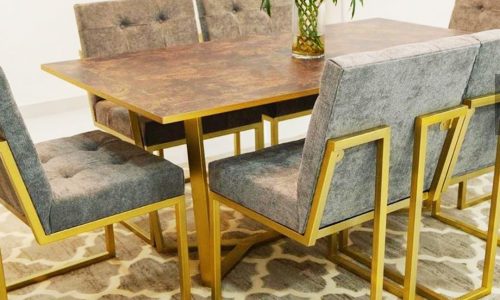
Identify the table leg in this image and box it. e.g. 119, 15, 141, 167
184, 118, 211, 285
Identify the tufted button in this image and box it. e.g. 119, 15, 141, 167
82, 145, 98, 151
157, 12, 168, 23
111, 157, 126, 165
476, 4, 484, 11
232, 4, 240, 13
119, 17, 132, 29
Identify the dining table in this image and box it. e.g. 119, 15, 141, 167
41, 18, 465, 285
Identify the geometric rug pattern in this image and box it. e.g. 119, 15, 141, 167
2, 173, 498, 299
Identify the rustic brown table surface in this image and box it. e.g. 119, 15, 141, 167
42, 18, 465, 284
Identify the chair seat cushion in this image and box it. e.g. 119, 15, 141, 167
209, 139, 304, 232
95, 100, 270, 147
36, 131, 184, 233
266, 95, 317, 118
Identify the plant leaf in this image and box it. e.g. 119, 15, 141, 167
260, 0, 272, 16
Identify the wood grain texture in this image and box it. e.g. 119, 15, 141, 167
42, 18, 465, 124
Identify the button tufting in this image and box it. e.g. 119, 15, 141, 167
119, 17, 132, 29
232, 4, 240, 13
157, 12, 168, 23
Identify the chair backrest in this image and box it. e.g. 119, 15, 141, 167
296, 36, 480, 233
196, 0, 291, 41
449, 0, 500, 32
74, 0, 199, 58
0, 68, 53, 232
453, 30, 500, 177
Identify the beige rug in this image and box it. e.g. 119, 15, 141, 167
2, 173, 498, 299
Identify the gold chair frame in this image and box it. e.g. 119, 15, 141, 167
432, 94, 500, 246
94, 108, 265, 251
332, 105, 499, 300
210, 125, 391, 300
0, 138, 191, 300
262, 109, 313, 146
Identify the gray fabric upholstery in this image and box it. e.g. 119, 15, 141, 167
0, 67, 184, 234
0, 67, 53, 230
209, 36, 480, 233
74, 0, 199, 58
298, 36, 480, 233
76, 0, 271, 147
75, 0, 199, 123
452, 30, 500, 177
94, 100, 269, 146
37, 130, 184, 233
196, 0, 291, 42
209, 140, 303, 230
450, 0, 500, 33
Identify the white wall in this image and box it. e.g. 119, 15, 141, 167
327, 0, 455, 28
0, 0, 99, 107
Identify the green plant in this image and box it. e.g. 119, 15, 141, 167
261, 0, 364, 18
261, 0, 364, 56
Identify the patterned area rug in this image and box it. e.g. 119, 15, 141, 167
1, 173, 498, 299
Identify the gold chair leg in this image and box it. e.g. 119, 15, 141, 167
175, 200, 192, 300
457, 179, 468, 210
0, 250, 6, 300
149, 211, 166, 253
456, 138, 500, 300
210, 197, 222, 299
255, 123, 264, 150
270, 118, 279, 146
455, 178, 491, 210
5, 226, 116, 293
234, 132, 241, 156
157, 149, 165, 158
403, 124, 428, 300
120, 219, 155, 246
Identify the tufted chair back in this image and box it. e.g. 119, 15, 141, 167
452, 30, 500, 177
0, 68, 54, 232
74, 0, 199, 58
296, 36, 480, 233
449, 0, 500, 32
74, 0, 200, 120
196, 0, 292, 41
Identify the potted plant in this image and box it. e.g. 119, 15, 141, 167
261, 0, 365, 59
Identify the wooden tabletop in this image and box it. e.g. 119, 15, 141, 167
42, 18, 465, 124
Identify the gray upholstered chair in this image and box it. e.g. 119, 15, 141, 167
432, 28, 500, 240
74, 0, 267, 248
0, 67, 191, 300
449, 0, 500, 32
208, 35, 481, 299
196, 0, 318, 146
444, 0, 500, 212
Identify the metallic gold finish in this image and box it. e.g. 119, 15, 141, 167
0, 138, 191, 299
0, 251, 6, 300
262, 109, 313, 146
149, 211, 166, 253
234, 132, 241, 155
431, 95, 500, 246
404, 105, 469, 300
210, 125, 391, 299
220, 231, 282, 277
184, 118, 211, 285
175, 200, 192, 300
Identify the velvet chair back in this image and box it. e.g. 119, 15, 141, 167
0, 68, 53, 231
297, 36, 480, 232
196, 0, 291, 41
452, 30, 500, 177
